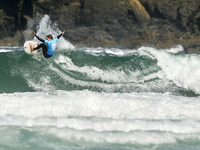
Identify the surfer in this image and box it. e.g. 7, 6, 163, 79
31, 31, 65, 58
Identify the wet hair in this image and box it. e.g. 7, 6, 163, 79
46, 34, 53, 39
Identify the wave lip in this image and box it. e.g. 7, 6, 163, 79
139, 46, 200, 94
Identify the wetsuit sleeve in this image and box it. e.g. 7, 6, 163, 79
57, 33, 63, 39
35, 35, 45, 42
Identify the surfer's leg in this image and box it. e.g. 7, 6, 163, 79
41, 44, 52, 58
33, 44, 43, 51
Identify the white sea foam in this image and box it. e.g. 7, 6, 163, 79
165, 45, 184, 53
1, 90, 200, 146
0, 49, 12, 52
77, 47, 138, 56
1, 116, 200, 134
0, 90, 200, 120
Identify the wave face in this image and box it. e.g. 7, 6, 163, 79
0, 45, 198, 96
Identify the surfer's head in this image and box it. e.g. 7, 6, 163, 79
46, 35, 53, 41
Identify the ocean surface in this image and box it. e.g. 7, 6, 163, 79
1, 15, 200, 150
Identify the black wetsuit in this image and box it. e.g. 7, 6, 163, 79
34, 33, 63, 58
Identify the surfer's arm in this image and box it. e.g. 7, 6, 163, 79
35, 35, 45, 43
57, 31, 65, 39
32, 31, 45, 42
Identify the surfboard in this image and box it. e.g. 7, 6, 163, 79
24, 41, 40, 54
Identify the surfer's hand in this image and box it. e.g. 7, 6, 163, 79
32, 31, 36, 35
62, 31, 65, 35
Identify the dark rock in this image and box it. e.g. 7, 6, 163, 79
0, 0, 200, 54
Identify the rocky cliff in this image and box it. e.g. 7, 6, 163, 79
0, 0, 200, 53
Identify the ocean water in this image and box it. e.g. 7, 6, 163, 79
1, 15, 200, 150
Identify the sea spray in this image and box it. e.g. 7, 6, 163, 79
24, 15, 74, 50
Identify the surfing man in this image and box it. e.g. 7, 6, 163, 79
31, 31, 65, 58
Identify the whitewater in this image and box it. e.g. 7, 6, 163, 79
1, 15, 200, 150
